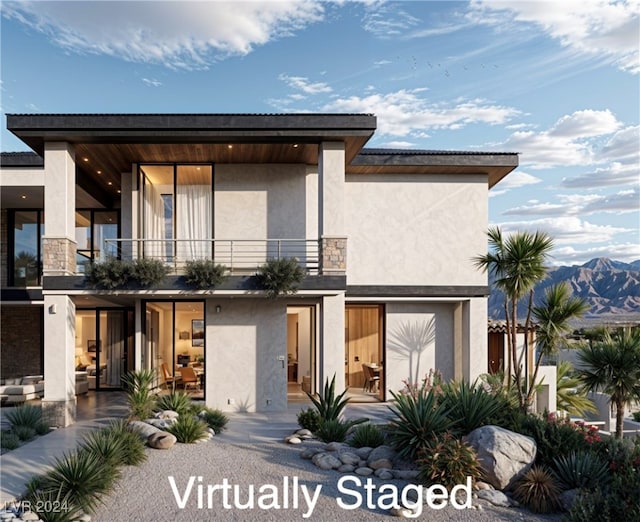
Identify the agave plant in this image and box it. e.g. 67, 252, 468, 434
552, 451, 610, 490
198, 407, 229, 433
349, 423, 386, 448
100, 419, 147, 466
306, 374, 349, 423
165, 415, 210, 443
5, 403, 44, 429
387, 387, 452, 461
439, 379, 503, 436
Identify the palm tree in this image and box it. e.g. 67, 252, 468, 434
528, 283, 589, 407
577, 329, 640, 438
474, 227, 554, 409
556, 360, 597, 417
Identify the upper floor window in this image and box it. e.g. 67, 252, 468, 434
10, 209, 43, 286
75, 209, 119, 273
141, 164, 212, 263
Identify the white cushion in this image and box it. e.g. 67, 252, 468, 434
21, 375, 44, 385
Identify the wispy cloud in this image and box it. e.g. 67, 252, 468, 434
362, 5, 420, 38
469, 0, 640, 74
322, 89, 520, 136
1, 1, 324, 70
278, 74, 332, 94
552, 243, 640, 265
491, 171, 542, 197
142, 78, 162, 87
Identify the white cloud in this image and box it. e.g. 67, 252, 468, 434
493, 110, 627, 169
142, 78, 162, 87
496, 216, 632, 245
501, 190, 639, 217
1, 1, 324, 69
278, 74, 332, 94
378, 140, 415, 149
322, 89, 520, 136
362, 5, 420, 38
470, 0, 640, 74
492, 171, 542, 192
552, 243, 640, 266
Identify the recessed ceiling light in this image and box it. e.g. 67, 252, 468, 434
97, 170, 102, 174
117, 189, 121, 194
293, 144, 299, 148
227, 145, 233, 149
83, 157, 89, 162
107, 181, 113, 186
196, 167, 201, 171
20, 194, 27, 199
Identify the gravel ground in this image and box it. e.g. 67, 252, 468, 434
93, 435, 564, 522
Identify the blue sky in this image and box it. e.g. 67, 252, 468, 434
1, 0, 638, 266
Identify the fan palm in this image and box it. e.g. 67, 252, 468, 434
474, 227, 554, 409
556, 360, 597, 417
528, 283, 589, 407
577, 329, 640, 438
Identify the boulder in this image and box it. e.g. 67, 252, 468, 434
370, 458, 393, 470
465, 425, 536, 490
147, 431, 177, 450
339, 452, 360, 466
367, 445, 396, 467
129, 420, 161, 440
476, 489, 512, 507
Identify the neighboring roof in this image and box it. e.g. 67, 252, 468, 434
0, 151, 43, 167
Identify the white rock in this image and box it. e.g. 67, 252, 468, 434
476, 489, 511, 508
288, 437, 302, 445
296, 429, 312, 436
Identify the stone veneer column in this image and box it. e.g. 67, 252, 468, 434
42, 142, 76, 275
42, 142, 77, 426
318, 142, 347, 276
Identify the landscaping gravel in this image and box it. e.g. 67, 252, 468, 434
93, 434, 564, 521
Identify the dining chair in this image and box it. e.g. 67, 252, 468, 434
180, 366, 199, 392
362, 363, 380, 393
161, 363, 181, 390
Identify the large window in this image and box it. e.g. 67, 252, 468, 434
75, 210, 119, 272
10, 209, 43, 286
141, 164, 213, 264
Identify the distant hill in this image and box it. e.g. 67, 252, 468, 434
488, 257, 640, 323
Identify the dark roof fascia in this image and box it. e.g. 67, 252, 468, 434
353, 148, 519, 168
0, 151, 43, 167
7, 113, 377, 154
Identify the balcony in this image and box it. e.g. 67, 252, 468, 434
102, 238, 320, 275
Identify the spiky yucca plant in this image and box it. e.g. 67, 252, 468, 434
552, 451, 609, 490
121, 369, 157, 420
165, 415, 210, 443
155, 392, 193, 416
513, 465, 562, 514
198, 407, 229, 433
439, 379, 503, 436
349, 423, 386, 448
5, 403, 44, 429
306, 374, 350, 422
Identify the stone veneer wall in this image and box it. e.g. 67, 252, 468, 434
0, 209, 7, 287
1, 305, 43, 379
320, 236, 346, 274
42, 237, 76, 275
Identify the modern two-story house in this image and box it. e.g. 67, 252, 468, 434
0, 113, 518, 426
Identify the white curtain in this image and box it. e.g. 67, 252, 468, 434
105, 312, 123, 386
144, 180, 166, 259
176, 184, 212, 260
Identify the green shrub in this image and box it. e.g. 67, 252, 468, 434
256, 257, 305, 298
632, 411, 640, 422
40, 450, 119, 514
184, 260, 228, 289
199, 407, 229, 433
517, 413, 593, 467
417, 432, 481, 490
12, 425, 36, 442
552, 451, 609, 490
85, 257, 129, 289
155, 392, 194, 416
80, 428, 131, 468
122, 369, 157, 420
1, 431, 20, 450
35, 420, 51, 436
387, 387, 451, 461
307, 374, 351, 423
5, 403, 43, 429
439, 380, 503, 436
101, 419, 147, 466
513, 465, 562, 514
165, 415, 210, 443
349, 423, 386, 448
315, 419, 353, 443
297, 408, 322, 433
128, 258, 171, 287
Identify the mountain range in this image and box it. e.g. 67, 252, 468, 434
488, 258, 640, 323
